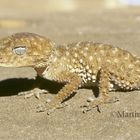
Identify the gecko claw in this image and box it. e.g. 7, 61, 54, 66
36, 99, 68, 114
80, 103, 92, 113
46, 101, 68, 115
46, 104, 60, 115
36, 104, 46, 113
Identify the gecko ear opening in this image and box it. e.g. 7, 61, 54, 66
12, 46, 26, 55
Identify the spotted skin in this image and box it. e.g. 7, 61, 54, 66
0, 32, 54, 68
0, 33, 140, 114
42, 42, 140, 113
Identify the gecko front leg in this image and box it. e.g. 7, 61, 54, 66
18, 88, 48, 99
18, 75, 49, 99
43, 72, 82, 115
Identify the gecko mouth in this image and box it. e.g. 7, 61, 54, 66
0, 63, 13, 67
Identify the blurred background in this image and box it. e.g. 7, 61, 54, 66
0, 0, 140, 47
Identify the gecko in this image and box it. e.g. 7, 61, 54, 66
0, 32, 140, 114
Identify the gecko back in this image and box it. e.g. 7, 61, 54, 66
51, 41, 140, 91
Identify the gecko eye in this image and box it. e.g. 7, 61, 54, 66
12, 46, 26, 55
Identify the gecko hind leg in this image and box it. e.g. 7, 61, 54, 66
82, 65, 119, 113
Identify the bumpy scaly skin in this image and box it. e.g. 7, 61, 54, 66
42, 42, 140, 113
0, 33, 140, 114
0, 32, 54, 68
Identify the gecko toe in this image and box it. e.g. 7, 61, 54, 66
82, 96, 119, 113
80, 103, 92, 113
36, 104, 46, 113
18, 88, 48, 99
106, 96, 119, 103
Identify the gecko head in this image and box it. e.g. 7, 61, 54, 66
0, 32, 55, 68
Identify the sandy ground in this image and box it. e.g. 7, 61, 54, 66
0, 0, 140, 140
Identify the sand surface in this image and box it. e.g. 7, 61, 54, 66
0, 1, 140, 140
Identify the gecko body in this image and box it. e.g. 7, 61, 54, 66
0, 33, 140, 114
41, 42, 140, 113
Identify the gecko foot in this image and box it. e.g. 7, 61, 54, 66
36, 99, 68, 114
46, 101, 68, 115
81, 96, 119, 113
18, 88, 48, 99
